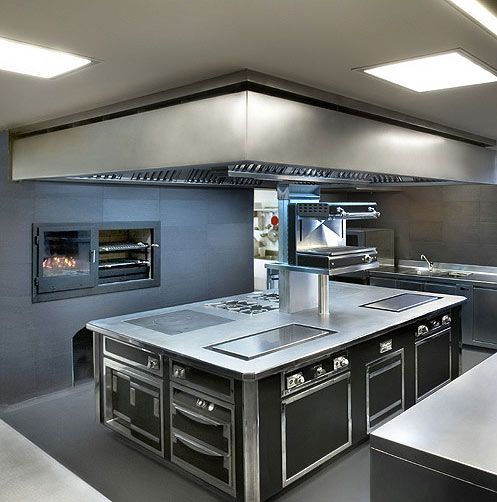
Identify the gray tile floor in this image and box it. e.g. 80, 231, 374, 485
0, 347, 492, 502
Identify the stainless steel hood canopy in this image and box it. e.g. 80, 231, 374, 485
10, 70, 497, 186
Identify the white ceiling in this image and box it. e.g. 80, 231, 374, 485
2, 0, 497, 139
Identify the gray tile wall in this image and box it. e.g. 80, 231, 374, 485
0, 132, 254, 404
340, 184, 497, 266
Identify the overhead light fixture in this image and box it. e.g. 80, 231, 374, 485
0, 36, 93, 79
357, 50, 497, 92
446, 0, 497, 37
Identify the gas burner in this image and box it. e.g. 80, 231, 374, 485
205, 297, 279, 315
246, 292, 280, 303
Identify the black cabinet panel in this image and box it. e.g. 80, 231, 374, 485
283, 374, 350, 484
473, 287, 497, 346
416, 330, 451, 401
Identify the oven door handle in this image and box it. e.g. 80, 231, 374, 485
174, 433, 224, 457
173, 403, 226, 427
90, 249, 97, 263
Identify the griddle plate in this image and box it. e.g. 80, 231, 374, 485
207, 324, 336, 360
125, 309, 234, 335
362, 293, 439, 312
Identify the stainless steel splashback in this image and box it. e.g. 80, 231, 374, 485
10, 71, 497, 185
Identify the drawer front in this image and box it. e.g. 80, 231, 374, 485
171, 386, 232, 453
104, 337, 162, 376
103, 358, 164, 456
366, 349, 405, 432
171, 361, 233, 402
172, 432, 233, 494
416, 329, 451, 401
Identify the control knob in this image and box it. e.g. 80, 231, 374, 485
334, 356, 349, 371
430, 320, 441, 329
147, 357, 160, 370
417, 325, 429, 337
314, 365, 327, 378
442, 315, 451, 326
172, 365, 186, 379
286, 372, 305, 390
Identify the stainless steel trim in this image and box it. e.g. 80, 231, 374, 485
243, 380, 260, 502
415, 328, 452, 402
130, 381, 159, 398
103, 336, 163, 377
173, 431, 225, 458
93, 332, 102, 422
369, 359, 401, 379
266, 260, 380, 276
102, 357, 164, 457
281, 371, 352, 487
369, 399, 403, 423
129, 423, 160, 443
172, 403, 228, 427
366, 348, 405, 434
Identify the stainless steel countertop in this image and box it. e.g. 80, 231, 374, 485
371, 262, 497, 286
0, 419, 108, 501
87, 282, 464, 380
371, 353, 497, 483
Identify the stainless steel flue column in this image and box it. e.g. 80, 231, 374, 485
318, 274, 330, 317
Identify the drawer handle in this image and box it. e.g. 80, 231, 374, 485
130, 388, 135, 406
175, 433, 224, 457
173, 404, 226, 427
153, 398, 160, 418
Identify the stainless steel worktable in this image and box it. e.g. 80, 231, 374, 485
371, 353, 497, 497
87, 283, 465, 380
88, 282, 464, 380
0, 419, 108, 501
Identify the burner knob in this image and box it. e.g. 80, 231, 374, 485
147, 357, 160, 370
172, 365, 186, 379
417, 325, 429, 337
442, 315, 451, 326
334, 356, 349, 370
314, 365, 326, 378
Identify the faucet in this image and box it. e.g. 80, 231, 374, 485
420, 254, 434, 272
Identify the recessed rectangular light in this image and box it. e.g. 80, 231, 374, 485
358, 50, 497, 92
0, 36, 93, 79
446, 0, 497, 37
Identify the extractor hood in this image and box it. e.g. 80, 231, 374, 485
10, 70, 497, 186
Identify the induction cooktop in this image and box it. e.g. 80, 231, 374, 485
362, 293, 439, 312
206, 323, 336, 360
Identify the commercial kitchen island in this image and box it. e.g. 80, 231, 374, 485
88, 282, 465, 502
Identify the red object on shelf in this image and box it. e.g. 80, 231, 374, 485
271, 215, 279, 226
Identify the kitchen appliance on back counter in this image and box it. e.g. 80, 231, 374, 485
267, 186, 381, 315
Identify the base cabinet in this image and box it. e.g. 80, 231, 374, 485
95, 306, 461, 502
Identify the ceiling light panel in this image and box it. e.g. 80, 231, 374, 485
360, 51, 497, 92
0, 37, 92, 79
446, 0, 497, 37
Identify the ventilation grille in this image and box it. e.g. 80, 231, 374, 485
56, 163, 450, 187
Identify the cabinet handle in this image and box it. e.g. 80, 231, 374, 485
91, 250, 96, 263
173, 404, 225, 426
153, 398, 160, 418
130, 388, 136, 406
174, 433, 224, 457
112, 375, 117, 393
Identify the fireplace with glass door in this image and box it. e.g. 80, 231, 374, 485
32, 221, 160, 302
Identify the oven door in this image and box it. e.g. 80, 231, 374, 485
282, 372, 351, 486
34, 224, 97, 293
416, 328, 451, 401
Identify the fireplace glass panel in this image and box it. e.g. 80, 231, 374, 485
41, 230, 91, 278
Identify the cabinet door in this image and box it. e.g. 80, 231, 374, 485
366, 350, 404, 432
282, 373, 351, 486
457, 285, 474, 345
397, 279, 423, 291
424, 282, 457, 295
370, 277, 397, 288
103, 358, 163, 455
473, 287, 497, 347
